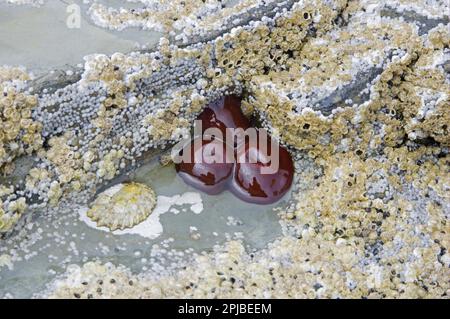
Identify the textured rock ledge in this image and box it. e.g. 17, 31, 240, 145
0, 0, 449, 299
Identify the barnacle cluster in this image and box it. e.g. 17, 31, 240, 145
0, 67, 43, 232
0, 0, 449, 299
0, 194, 27, 234
247, 10, 450, 158
88, 0, 294, 44
0, 67, 42, 175
89, 0, 231, 33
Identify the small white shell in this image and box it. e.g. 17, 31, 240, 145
87, 182, 156, 231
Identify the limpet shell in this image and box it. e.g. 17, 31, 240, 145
87, 182, 156, 231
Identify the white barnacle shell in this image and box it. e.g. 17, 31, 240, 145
87, 182, 156, 231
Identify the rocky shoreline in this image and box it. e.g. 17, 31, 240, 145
0, 0, 448, 298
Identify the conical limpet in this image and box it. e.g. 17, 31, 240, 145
86, 182, 156, 231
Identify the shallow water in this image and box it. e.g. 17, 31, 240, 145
0, 157, 287, 298
0, 0, 161, 72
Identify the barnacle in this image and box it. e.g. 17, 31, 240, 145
86, 183, 157, 231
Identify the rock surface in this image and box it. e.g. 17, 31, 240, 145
0, 0, 448, 299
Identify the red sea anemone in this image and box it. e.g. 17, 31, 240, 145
175, 95, 294, 204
